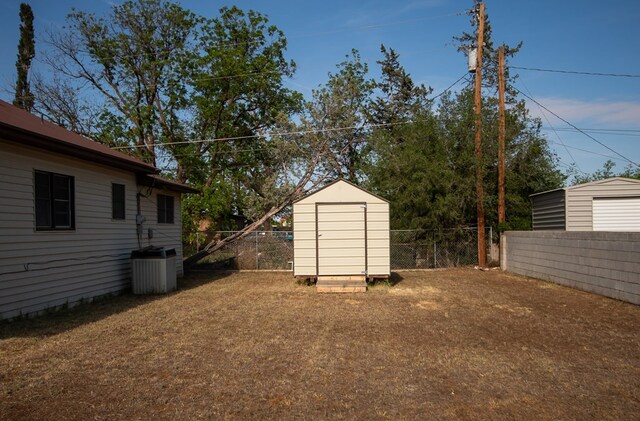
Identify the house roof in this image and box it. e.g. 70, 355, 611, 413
0, 100, 198, 194
530, 177, 640, 197
294, 178, 389, 204
0, 100, 157, 174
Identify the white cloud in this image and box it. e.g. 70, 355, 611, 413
528, 97, 640, 127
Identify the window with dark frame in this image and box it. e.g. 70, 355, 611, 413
34, 170, 74, 230
112, 183, 125, 220
157, 194, 174, 224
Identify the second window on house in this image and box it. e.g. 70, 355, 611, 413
112, 183, 125, 220
157, 194, 174, 224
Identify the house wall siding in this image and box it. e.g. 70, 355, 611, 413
502, 231, 640, 305
566, 179, 640, 231
0, 142, 183, 320
139, 189, 184, 276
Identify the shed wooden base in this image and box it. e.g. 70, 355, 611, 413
316, 275, 367, 293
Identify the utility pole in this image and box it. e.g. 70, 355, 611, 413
474, 2, 486, 268
498, 45, 506, 226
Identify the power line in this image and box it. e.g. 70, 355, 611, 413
513, 84, 639, 167
430, 73, 470, 101
542, 127, 640, 137
111, 72, 470, 152
545, 140, 625, 161
511, 66, 640, 78
112, 121, 414, 150
520, 79, 582, 173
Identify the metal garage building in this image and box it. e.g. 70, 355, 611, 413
293, 179, 390, 292
530, 177, 640, 231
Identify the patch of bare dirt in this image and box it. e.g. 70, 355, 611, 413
1, 269, 639, 420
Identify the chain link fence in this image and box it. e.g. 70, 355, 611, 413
186, 228, 496, 270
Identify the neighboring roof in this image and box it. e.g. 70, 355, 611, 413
530, 177, 640, 197
138, 174, 200, 194
0, 100, 157, 174
294, 178, 389, 204
565, 176, 640, 190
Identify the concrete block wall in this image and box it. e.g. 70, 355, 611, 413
502, 231, 640, 305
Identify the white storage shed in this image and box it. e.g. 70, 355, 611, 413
531, 177, 640, 231
293, 179, 390, 291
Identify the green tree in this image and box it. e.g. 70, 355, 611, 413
367, 44, 431, 143
184, 6, 303, 227
13, 3, 35, 112
570, 159, 640, 185
185, 51, 375, 265
38, 1, 306, 238
43, 0, 199, 167
301, 49, 373, 182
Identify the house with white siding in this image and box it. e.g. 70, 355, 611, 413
0, 100, 197, 320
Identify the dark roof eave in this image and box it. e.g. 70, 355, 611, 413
0, 124, 158, 175
529, 187, 566, 198
137, 174, 200, 194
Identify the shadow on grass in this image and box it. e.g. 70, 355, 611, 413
368, 272, 404, 287
0, 268, 232, 340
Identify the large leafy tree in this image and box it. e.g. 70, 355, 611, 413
185, 52, 374, 265
182, 6, 303, 231
13, 3, 35, 111
301, 49, 374, 182
41, 0, 198, 166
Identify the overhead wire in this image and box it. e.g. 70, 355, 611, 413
113, 121, 420, 150
112, 71, 471, 152
511, 66, 640, 79
544, 140, 624, 161
430, 73, 471, 101
519, 79, 584, 174
512, 84, 639, 167
542, 127, 640, 137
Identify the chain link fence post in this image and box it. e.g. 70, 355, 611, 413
433, 231, 437, 268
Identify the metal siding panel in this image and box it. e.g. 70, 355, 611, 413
293, 203, 316, 276
368, 202, 390, 276
532, 190, 566, 230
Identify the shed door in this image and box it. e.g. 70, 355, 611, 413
317, 203, 366, 276
592, 197, 640, 231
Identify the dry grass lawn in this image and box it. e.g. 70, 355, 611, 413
1, 269, 639, 420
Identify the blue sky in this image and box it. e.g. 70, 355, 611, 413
1, 0, 639, 177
